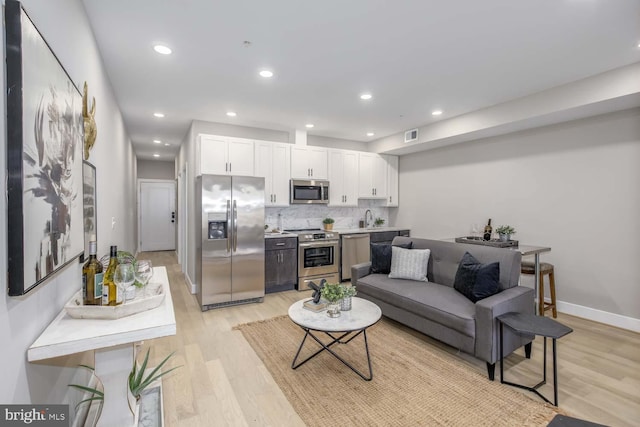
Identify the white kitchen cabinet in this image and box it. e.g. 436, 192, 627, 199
291, 146, 328, 179
255, 141, 291, 206
328, 149, 358, 206
198, 134, 254, 176
384, 154, 399, 207
358, 153, 387, 198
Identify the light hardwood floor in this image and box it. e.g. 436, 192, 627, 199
140, 251, 640, 426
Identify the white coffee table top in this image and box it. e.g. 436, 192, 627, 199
288, 297, 382, 332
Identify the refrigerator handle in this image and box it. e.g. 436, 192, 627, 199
233, 199, 238, 252
226, 199, 231, 253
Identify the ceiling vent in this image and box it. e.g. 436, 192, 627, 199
404, 128, 418, 143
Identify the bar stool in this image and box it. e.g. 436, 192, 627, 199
521, 261, 557, 318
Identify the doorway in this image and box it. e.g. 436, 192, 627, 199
138, 180, 176, 252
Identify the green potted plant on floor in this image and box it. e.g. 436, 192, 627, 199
495, 225, 516, 242
322, 217, 335, 231
321, 282, 345, 318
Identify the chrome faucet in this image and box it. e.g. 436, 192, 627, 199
364, 209, 373, 229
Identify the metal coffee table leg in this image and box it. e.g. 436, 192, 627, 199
291, 327, 374, 381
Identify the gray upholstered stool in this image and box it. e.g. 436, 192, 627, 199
521, 261, 557, 318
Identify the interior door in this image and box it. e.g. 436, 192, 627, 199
139, 181, 176, 251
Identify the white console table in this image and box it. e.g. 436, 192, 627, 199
28, 266, 176, 427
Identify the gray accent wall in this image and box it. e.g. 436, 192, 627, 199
393, 108, 640, 322
0, 0, 138, 409
137, 159, 175, 180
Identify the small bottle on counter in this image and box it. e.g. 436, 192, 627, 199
483, 219, 492, 241
82, 236, 103, 305
103, 245, 121, 306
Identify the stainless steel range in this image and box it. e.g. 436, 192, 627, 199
285, 229, 340, 290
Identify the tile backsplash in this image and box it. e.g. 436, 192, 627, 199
266, 200, 389, 231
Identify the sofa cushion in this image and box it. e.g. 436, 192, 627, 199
370, 241, 413, 274
453, 252, 501, 302
389, 247, 430, 281
357, 274, 476, 337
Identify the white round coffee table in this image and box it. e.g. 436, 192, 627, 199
288, 297, 382, 380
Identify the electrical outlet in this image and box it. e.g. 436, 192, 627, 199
111, 216, 116, 230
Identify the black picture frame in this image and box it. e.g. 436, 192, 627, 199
80, 161, 97, 263
6, 0, 84, 295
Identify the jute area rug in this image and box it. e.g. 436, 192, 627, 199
235, 315, 566, 427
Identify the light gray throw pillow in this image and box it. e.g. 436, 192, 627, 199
388, 246, 430, 281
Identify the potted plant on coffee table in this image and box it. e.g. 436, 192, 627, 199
340, 284, 357, 311
321, 282, 345, 318
322, 217, 335, 231
495, 225, 516, 242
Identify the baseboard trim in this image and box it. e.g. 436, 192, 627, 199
185, 273, 196, 295
555, 299, 640, 333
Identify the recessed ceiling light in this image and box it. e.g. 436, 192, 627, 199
305, 123, 314, 128
432, 110, 443, 116
259, 70, 274, 78
153, 153, 160, 158
153, 44, 172, 55
366, 132, 375, 137
164, 143, 170, 146
226, 111, 237, 117
153, 112, 165, 118
153, 139, 161, 144
360, 93, 372, 100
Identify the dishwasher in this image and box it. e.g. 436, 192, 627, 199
340, 233, 370, 281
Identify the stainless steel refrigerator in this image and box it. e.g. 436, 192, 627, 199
196, 174, 265, 310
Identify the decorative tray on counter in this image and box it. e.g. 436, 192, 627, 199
64, 284, 165, 320
455, 236, 519, 248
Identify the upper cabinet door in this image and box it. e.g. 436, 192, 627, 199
358, 153, 387, 199
383, 154, 398, 207
270, 143, 291, 206
291, 146, 327, 179
342, 151, 358, 206
255, 141, 290, 206
227, 138, 255, 176
329, 149, 357, 206
198, 135, 254, 176
199, 135, 228, 175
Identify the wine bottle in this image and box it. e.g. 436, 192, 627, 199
483, 219, 492, 241
103, 245, 121, 306
82, 236, 103, 305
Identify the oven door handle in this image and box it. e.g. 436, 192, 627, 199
299, 242, 338, 248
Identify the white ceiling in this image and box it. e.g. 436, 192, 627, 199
81, 0, 640, 160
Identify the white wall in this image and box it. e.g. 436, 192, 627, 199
394, 108, 640, 325
137, 159, 175, 180
0, 0, 137, 408
307, 135, 368, 152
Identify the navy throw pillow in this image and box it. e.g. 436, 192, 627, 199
370, 241, 413, 274
453, 252, 500, 302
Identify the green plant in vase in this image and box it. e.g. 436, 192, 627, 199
322, 217, 335, 230
374, 218, 385, 227
495, 225, 516, 241
321, 282, 345, 318
340, 284, 357, 311
128, 348, 181, 414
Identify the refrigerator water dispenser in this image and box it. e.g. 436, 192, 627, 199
208, 219, 227, 240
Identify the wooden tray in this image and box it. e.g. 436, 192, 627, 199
65, 284, 165, 320
455, 236, 519, 248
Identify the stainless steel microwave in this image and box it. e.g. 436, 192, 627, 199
290, 179, 329, 204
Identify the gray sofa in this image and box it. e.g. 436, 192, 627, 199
351, 236, 534, 379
